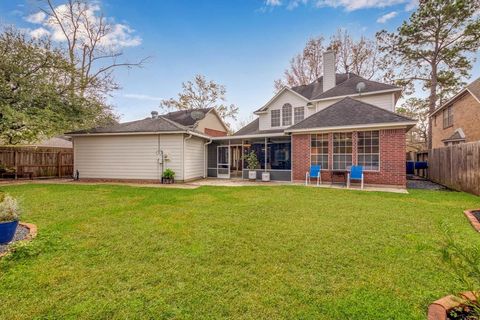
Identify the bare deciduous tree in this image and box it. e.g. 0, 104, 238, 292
274, 36, 325, 91
161, 74, 239, 126
274, 30, 382, 92
41, 0, 148, 97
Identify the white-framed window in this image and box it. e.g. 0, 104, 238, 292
282, 103, 292, 126
271, 109, 280, 127
311, 133, 328, 169
294, 106, 305, 124
357, 131, 380, 171
443, 105, 453, 128
333, 132, 352, 170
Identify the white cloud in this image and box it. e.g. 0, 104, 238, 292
266, 0, 282, 6
122, 93, 163, 101
29, 27, 50, 39
405, 0, 418, 11
377, 11, 397, 23
265, 0, 413, 11
25, 11, 46, 23
24, 2, 141, 48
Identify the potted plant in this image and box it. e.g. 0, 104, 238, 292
162, 168, 175, 184
244, 151, 259, 180
0, 194, 20, 244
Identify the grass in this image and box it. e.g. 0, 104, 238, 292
0, 183, 479, 319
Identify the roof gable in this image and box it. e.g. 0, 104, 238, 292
286, 97, 415, 132
290, 73, 400, 101
163, 107, 213, 127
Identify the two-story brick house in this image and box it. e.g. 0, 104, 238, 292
430, 78, 480, 148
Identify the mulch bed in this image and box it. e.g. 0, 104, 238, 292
471, 210, 480, 223
0, 225, 30, 255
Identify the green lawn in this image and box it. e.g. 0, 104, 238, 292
0, 184, 479, 319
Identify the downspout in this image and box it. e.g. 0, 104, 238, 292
204, 138, 213, 178
184, 132, 193, 182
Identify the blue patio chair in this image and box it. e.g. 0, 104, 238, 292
347, 165, 364, 189
305, 165, 321, 186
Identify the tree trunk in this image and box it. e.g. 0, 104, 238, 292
428, 64, 438, 150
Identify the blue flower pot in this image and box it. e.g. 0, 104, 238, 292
0, 220, 19, 244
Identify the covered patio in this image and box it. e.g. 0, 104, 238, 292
207, 134, 292, 181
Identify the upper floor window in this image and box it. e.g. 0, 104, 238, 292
443, 106, 453, 128
294, 107, 305, 124
271, 110, 280, 127
282, 103, 292, 126
357, 131, 380, 171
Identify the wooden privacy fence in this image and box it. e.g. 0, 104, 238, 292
0, 146, 73, 179
429, 141, 480, 196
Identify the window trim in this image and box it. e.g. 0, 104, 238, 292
443, 105, 453, 129
332, 132, 353, 171
282, 103, 292, 126
271, 109, 280, 127
294, 106, 305, 124
357, 130, 381, 172
310, 133, 329, 170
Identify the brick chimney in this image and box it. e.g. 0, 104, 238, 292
323, 50, 336, 92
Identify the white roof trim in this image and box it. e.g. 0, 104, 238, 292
430, 88, 468, 117
467, 88, 480, 104
68, 130, 211, 140
212, 132, 286, 140
285, 121, 417, 133
310, 88, 401, 102
254, 86, 310, 114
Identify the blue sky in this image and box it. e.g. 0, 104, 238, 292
1, 0, 479, 127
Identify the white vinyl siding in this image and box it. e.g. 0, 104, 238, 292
73, 134, 185, 181
310, 92, 397, 117
184, 136, 205, 180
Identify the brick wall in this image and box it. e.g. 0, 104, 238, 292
205, 128, 227, 137
432, 92, 480, 148
292, 128, 407, 186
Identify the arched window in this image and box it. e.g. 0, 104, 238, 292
282, 103, 292, 126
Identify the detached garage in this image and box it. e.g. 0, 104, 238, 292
67, 109, 224, 182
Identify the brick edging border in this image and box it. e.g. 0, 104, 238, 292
464, 209, 480, 232
428, 291, 477, 320
0, 221, 38, 259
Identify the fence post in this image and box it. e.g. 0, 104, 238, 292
57, 152, 62, 177
14, 150, 18, 180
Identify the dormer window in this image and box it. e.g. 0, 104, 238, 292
294, 106, 304, 124
282, 103, 292, 126
271, 110, 280, 127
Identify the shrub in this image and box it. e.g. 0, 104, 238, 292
441, 223, 480, 318
0, 194, 20, 222
163, 168, 175, 179
243, 151, 259, 170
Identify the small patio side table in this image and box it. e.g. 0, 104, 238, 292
330, 170, 348, 186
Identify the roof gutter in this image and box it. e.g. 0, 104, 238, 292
285, 121, 417, 133
310, 88, 402, 102
67, 130, 211, 140
211, 132, 286, 140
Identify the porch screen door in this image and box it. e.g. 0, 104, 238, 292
217, 146, 230, 178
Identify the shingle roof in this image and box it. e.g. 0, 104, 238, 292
162, 108, 213, 127
291, 73, 400, 100
286, 97, 415, 131
467, 77, 480, 101
232, 118, 285, 136
66, 116, 187, 134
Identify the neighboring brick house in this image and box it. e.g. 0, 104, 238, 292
430, 78, 480, 148
207, 51, 416, 187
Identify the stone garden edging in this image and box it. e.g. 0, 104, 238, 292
0, 222, 37, 259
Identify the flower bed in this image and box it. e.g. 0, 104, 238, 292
0, 222, 37, 258
464, 209, 480, 232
